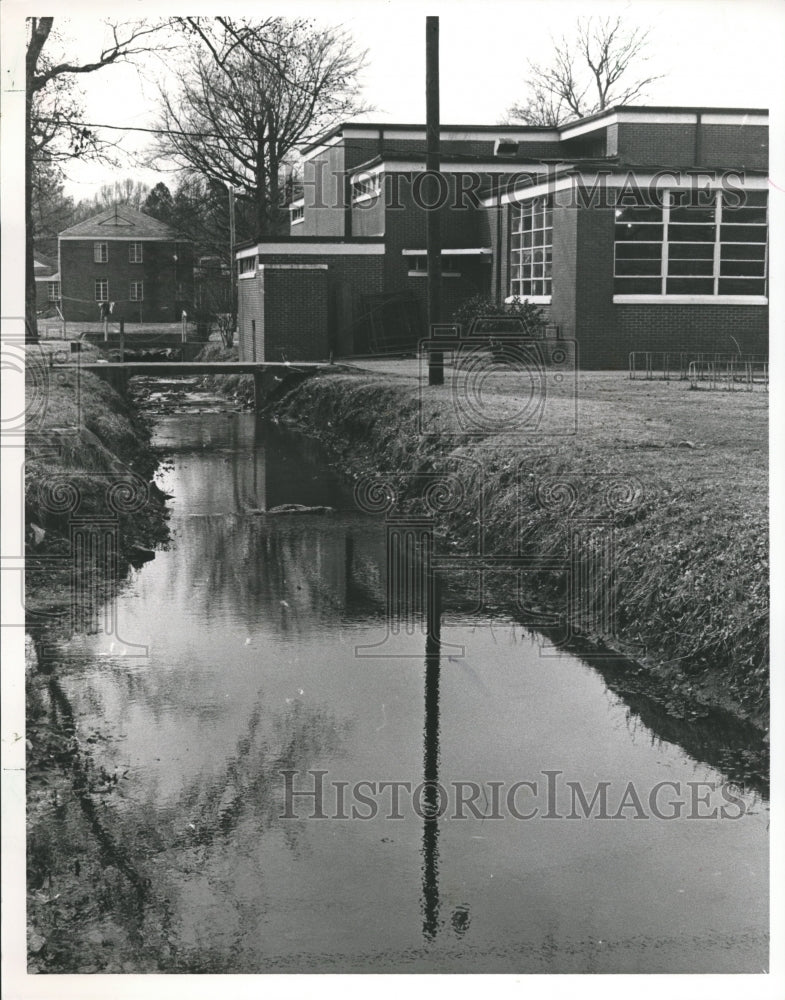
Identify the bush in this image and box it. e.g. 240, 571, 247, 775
453, 294, 546, 336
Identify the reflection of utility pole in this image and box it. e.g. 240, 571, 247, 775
421, 568, 441, 941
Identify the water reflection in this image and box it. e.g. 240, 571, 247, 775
421, 572, 442, 942
28, 411, 768, 974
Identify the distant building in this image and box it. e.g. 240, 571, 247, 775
33, 254, 60, 314
236, 105, 768, 367
58, 206, 194, 323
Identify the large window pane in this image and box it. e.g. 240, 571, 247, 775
668, 259, 715, 276
616, 258, 662, 276
722, 206, 767, 224
669, 242, 715, 260
615, 242, 661, 259
721, 243, 767, 261
614, 277, 661, 294
615, 205, 663, 223
718, 278, 766, 295
669, 206, 715, 223
666, 278, 715, 294
668, 224, 715, 242
720, 260, 766, 277
615, 223, 663, 241
720, 225, 767, 243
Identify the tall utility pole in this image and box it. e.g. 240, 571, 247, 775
426, 16, 443, 386
228, 185, 237, 336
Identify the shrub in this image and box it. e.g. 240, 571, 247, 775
453, 294, 546, 336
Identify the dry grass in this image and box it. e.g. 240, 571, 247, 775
25, 363, 169, 611
274, 369, 768, 724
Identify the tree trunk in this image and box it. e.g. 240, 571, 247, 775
25, 44, 41, 342
267, 108, 280, 236
254, 126, 267, 237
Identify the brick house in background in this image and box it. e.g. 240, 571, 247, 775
236, 104, 768, 367
58, 206, 194, 324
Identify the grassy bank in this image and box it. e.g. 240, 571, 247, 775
270, 368, 768, 728
25, 364, 170, 616
25, 359, 172, 971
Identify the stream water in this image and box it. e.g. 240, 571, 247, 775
32, 404, 769, 974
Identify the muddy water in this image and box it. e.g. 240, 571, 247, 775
35, 410, 768, 974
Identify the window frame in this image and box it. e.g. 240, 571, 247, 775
613, 188, 768, 303
238, 255, 257, 278
93, 242, 108, 263
94, 278, 109, 302
129, 242, 144, 263
351, 173, 382, 205
508, 195, 553, 302
407, 253, 463, 278
48, 281, 61, 302
129, 280, 144, 302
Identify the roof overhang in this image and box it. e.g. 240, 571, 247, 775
237, 240, 386, 259
479, 168, 770, 207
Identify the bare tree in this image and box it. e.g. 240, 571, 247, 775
155, 17, 369, 236
506, 17, 663, 127
25, 17, 170, 341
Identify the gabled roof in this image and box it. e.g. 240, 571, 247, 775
58, 205, 180, 240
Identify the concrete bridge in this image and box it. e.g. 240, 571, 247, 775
60, 360, 353, 410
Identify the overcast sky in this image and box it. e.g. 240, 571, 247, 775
3, 0, 784, 200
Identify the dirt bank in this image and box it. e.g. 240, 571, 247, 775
25, 364, 173, 971
270, 369, 768, 731
25, 366, 170, 617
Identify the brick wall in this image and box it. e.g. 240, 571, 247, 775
382, 172, 484, 286
614, 122, 768, 170
573, 205, 618, 366
352, 188, 385, 237
302, 146, 347, 236
238, 251, 385, 360
59, 239, 193, 323
549, 202, 578, 339
700, 125, 768, 170
262, 268, 329, 361
615, 124, 698, 166
615, 305, 769, 359
237, 272, 263, 361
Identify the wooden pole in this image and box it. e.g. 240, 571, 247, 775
426, 16, 443, 386
228, 186, 237, 336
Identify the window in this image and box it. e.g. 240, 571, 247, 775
130, 281, 144, 301
614, 190, 768, 297
351, 174, 381, 203
129, 242, 143, 263
95, 279, 109, 302
94, 242, 108, 263
509, 196, 553, 298
238, 256, 256, 276
407, 254, 462, 276
290, 202, 304, 224
48, 282, 61, 302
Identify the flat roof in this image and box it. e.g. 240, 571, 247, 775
302, 105, 768, 155
235, 235, 387, 252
